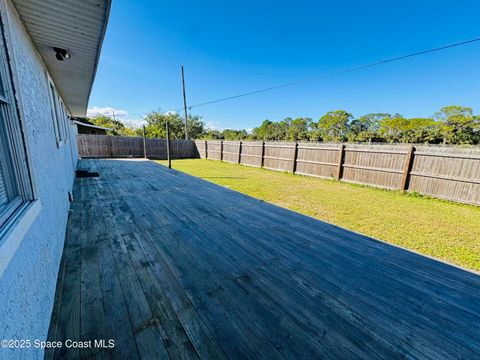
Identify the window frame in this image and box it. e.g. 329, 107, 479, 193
59, 97, 69, 142
48, 81, 65, 147
0, 9, 34, 236
47, 81, 71, 147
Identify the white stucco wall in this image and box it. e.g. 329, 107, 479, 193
0, 1, 78, 359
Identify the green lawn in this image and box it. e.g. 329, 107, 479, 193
156, 159, 480, 272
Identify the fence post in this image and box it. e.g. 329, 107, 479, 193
142, 125, 147, 158
238, 141, 242, 164
292, 142, 298, 174
260, 141, 265, 168
336, 143, 345, 180
204, 140, 208, 159
220, 141, 224, 161
166, 122, 171, 169
401, 145, 415, 190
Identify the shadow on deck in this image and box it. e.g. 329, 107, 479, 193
46, 159, 480, 359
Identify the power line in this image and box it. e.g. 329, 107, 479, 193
178, 37, 480, 112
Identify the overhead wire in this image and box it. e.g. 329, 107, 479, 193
177, 37, 480, 112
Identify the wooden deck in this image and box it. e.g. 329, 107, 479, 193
46, 159, 480, 359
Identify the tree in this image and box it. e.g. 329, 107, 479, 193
354, 115, 439, 143
474, 116, 480, 144
316, 110, 352, 142
134, 105, 479, 144
287, 118, 312, 141
401, 118, 439, 143
222, 129, 248, 140
378, 114, 407, 142
88, 115, 136, 136
200, 129, 223, 139
274, 118, 291, 141
347, 113, 387, 143
434, 105, 477, 144
252, 120, 273, 140
251, 118, 295, 141
308, 122, 323, 141
143, 111, 205, 139
188, 115, 206, 139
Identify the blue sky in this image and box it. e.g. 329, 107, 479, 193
88, 0, 480, 130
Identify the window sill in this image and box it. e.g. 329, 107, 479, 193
0, 200, 41, 278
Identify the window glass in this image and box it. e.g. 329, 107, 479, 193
0, 73, 4, 99
0, 109, 20, 225
0, 162, 8, 206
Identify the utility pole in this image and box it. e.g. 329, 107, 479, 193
181, 65, 189, 140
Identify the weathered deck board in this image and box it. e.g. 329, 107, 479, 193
47, 159, 480, 359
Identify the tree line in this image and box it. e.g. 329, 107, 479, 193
86, 105, 480, 145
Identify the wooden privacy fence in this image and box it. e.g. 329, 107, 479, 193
195, 140, 480, 206
77, 135, 195, 159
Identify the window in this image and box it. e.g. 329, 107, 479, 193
59, 98, 69, 142
49, 83, 63, 146
0, 16, 33, 232
48, 81, 71, 146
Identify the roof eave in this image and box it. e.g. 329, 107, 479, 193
84, 0, 111, 118
11, 0, 112, 117
73, 120, 112, 131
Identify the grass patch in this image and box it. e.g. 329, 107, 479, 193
157, 159, 480, 272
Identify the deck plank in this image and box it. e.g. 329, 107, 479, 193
94, 198, 140, 360
51, 200, 83, 360
47, 159, 480, 359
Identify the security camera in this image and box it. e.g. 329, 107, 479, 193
53, 47, 71, 61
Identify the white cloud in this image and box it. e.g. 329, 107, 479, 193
205, 121, 251, 133
205, 121, 223, 131
122, 119, 147, 129
87, 106, 149, 129
87, 106, 128, 118
164, 110, 178, 116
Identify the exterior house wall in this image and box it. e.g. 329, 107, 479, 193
0, 1, 78, 358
